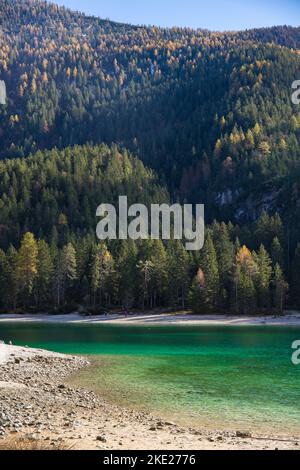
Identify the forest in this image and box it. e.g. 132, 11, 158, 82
0, 0, 300, 314
0, 144, 294, 314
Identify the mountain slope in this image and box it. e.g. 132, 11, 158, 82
0, 0, 300, 226
0, 1, 300, 312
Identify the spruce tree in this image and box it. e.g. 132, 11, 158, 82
273, 264, 288, 315
253, 245, 272, 311
150, 240, 168, 308
89, 243, 114, 308
188, 269, 206, 313
234, 246, 257, 315
198, 232, 220, 311
291, 244, 300, 308
137, 259, 155, 309
0, 249, 17, 310
33, 240, 54, 309
167, 240, 190, 309
271, 237, 284, 269
237, 271, 257, 315
117, 240, 138, 308
213, 222, 234, 307
16, 232, 38, 305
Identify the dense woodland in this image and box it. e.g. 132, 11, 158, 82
0, 0, 300, 314
0, 144, 294, 314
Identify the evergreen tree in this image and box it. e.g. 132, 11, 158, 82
237, 271, 257, 315
137, 259, 155, 309
198, 232, 220, 310
149, 240, 168, 308
253, 245, 272, 311
89, 243, 114, 308
292, 244, 300, 308
271, 237, 284, 269
233, 246, 257, 315
61, 243, 78, 304
117, 240, 138, 308
273, 264, 288, 315
5, 247, 19, 311
16, 232, 38, 305
212, 222, 234, 307
0, 249, 17, 310
188, 268, 206, 313
33, 240, 54, 309
167, 240, 190, 309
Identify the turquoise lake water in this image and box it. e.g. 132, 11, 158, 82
0, 322, 300, 434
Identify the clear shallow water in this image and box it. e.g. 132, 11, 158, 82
1, 322, 300, 434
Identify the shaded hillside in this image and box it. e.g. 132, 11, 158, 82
0, 1, 300, 223
0, 143, 168, 249
0, 1, 300, 312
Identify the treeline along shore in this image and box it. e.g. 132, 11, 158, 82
0, 145, 295, 316
0, 140, 295, 317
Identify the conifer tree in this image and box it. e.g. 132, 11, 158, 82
237, 271, 257, 315
33, 240, 54, 309
198, 232, 220, 311
5, 247, 19, 311
62, 243, 77, 285
137, 259, 155, 309
16, 232, 38, 303
89, 243, 114, 308
167, 240, 190, 309
273, 264, 288, 315
212, 222, 234, 306
150, 240, 168, 308
291, 244, 300, 308
0, 250, 7, 309
188, 268, 206, 313
234, 246, 257, 315
271, 237, 284, 269
54, 243, 77, 307
117, 240, 138, 308
253, 245, 272, 311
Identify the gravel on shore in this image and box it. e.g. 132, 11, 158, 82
1, 311, 300, 326
0, 344, 299, 450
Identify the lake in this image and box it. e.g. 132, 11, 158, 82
1, 322, 300, 434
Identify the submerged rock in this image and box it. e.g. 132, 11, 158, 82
236, 431, 252, 439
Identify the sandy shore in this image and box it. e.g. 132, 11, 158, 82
1, 311, 300, 326
0, 344, 299, 450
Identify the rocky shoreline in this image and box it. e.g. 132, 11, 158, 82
0, 345, 299, 450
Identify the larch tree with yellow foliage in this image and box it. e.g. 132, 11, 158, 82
233, 245, 257, 315
90, 243, 114, 309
